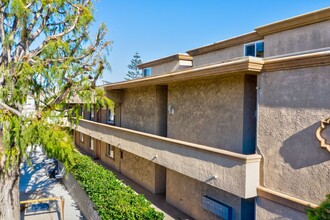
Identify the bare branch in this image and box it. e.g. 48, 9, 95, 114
0, 101, 22, 117
30, 2, 82, 58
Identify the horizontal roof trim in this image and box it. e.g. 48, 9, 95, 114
137, 53, 192, 69
187, 32, 263, 56
187, 8, 330, 56
104, 57, 264, 90
255, 7, 330, 35
103, 50, 330, 90
263, 50, 330, 72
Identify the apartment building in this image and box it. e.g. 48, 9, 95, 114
74, 8, 330, 220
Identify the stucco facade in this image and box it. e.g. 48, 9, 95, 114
73, 8, 330, 220
256, 198, 307, 220
166, 169, 244, 220
257, 66, 330, 204
151, 60, 192, 76
192, 45, 244, 67
264, 20, 330, 57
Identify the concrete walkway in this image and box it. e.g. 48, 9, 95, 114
20, 147, 84, 220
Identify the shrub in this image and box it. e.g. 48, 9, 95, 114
68, 153, 164, 220
306, 194, 330, 220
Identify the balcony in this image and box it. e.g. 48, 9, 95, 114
75, 119, 261, 199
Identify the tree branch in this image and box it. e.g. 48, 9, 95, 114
0, 101, 22, 116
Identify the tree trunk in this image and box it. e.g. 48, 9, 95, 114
0, 166, 20, 220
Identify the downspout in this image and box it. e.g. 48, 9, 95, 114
255, 83, 267, 188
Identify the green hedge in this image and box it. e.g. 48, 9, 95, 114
68, 153, 164, 220
306, 194, 330, 220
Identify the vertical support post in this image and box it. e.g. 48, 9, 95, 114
61, 197, 65, 220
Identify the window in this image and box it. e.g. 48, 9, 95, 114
106, 144, 114, 159
80, 132, 84, 143
108, 108, 115, 125
90, 138, 94, 150
80, 106, 84, 117
90, 106, 94, 119
143, 68, 151, 77
244, 41, 264, 57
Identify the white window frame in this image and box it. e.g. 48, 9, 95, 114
108, 108, 115, 125
106, 144, 115, 159
244, 40, 264, 57
90, 138, 94, 150
80, 132, 84, 143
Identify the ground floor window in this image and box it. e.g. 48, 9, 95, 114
90, 138, 94, 150
106, 144, 115, 159
80, 132, 84, 143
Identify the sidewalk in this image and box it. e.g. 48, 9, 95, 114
20, 147, 84, 220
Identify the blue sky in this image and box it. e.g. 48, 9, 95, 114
92, 1, 330, 83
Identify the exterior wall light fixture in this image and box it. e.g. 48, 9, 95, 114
168, 105, 174, 115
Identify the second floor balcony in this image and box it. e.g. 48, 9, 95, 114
75, 119, 262, 199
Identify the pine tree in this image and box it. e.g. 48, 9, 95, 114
125, 52, 142, 80
0, 1, 112, 219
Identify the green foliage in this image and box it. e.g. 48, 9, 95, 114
0, 0, 112, 174
307, 194, 330, 220
68, 152, 164, 220
10, 0, 26, 17
0, 110, 76, 170
78, 6, 94, 27
125, 52, 142, 80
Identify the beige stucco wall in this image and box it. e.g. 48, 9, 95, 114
192, 45, 243, 67
264, 20, 330, 57
99, 141, 120, 171
98, 108, 108, 124
256, 198, 307, 220
75, 131, 93, 157
155, 85, 168, 137
120, 149, 157, 193
166, 169, 242, 220
257, 66, 330, 204
98, 140, 165, 194
120, 86, 168, 136
151, 60, 192, 76
167, 75, 246, 153
83, 109, 91, 120
121, 86, 157, 134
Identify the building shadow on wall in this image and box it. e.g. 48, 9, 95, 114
280, 122, 330, 169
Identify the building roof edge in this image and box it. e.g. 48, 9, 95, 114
187, 32, 262, 56
137, 53, 192, 69
255, 7, 330, 35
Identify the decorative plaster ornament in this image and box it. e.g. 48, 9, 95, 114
316, 117, 330, 152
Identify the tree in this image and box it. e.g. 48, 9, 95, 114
125, 52, 142, 80
0, 1, 112, 219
